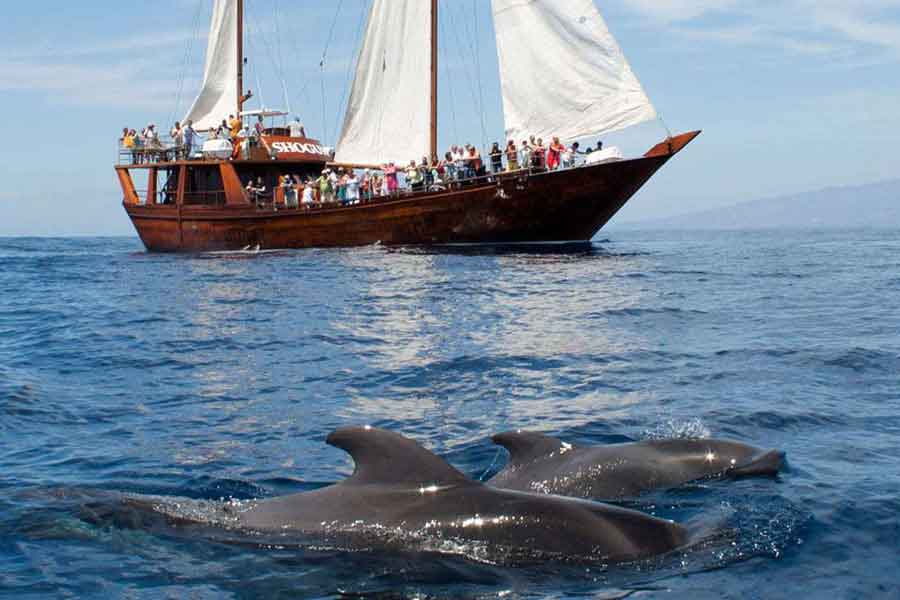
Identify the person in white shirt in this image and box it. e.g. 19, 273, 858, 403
345, 172, 360, 204
520, 140, 532, 170
302, 179, 315, 206
452, 145, 466, 180
144, 124, 160, 147
182, 121, 195, 157
170, 122, 183, 159
289, 117, 306, 138
561, 144, 574, 169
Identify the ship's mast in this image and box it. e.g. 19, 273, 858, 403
237, 0, 244, 116
430, 0, 438, 161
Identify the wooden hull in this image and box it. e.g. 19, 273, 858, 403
123, 132, 699, 252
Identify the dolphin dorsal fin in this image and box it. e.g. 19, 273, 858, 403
491, 431, 572, 466
326, 427, 472, 487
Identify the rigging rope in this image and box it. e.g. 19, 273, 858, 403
320, 0, 346, 143
445, 4, 483, 145
472, 0, 489, 151
273, 0, 292, 114
245, 16, 266, 110
445, 11, 476, 107
330, 0, 370, 146
439, 0, 460, 145
248, 3, 288, 111
168, 0, 205, 127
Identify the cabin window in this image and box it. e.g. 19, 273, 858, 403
185, 167, 225, 206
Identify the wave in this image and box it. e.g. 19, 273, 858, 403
588, 307, 709, 318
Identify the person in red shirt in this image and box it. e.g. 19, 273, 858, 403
547, 137, 564, 170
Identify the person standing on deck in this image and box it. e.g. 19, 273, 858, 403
547, 137, 563, 170
333, 170, 343, 204
452, 146, 467, 180
302, 178, 316, 206
443, 151, 457, 183
289, 117, 306, 138
520, 140, 532, 171
419, 157, 431, 189
346, 171, 361, 205
490, 142, 503, 174
254, 115, 266, 138
406, 160, 422, 192
533, 138, 547, 170
467, 145, 483, 178
170, 122, 183, 159
121, 127, 133, 152
316, 170, 328, 204
130, 129, 144, 164
144, 124, 160, 148
385, 162, 399, 195
282, 175, 296, 208
337, 170, 349, 205
505, 140, 519, 171
561, 143, 574, 169
361, 169, 372, 202
228, 115, 242, 139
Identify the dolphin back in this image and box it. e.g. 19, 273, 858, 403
491, 431, 570, 468
327, 426, 472, 486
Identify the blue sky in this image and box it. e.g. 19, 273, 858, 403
0, 0, 898, 235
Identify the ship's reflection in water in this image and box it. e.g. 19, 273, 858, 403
126, 241, 666, 478
334, 241, 658, 448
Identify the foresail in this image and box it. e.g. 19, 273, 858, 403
334, 0, 432, 166
183, 0, 239, 132
492, 0, 657, 143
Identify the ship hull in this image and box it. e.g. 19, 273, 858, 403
123, 132, 699, 252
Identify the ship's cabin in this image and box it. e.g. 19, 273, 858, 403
115, 110, 334, 209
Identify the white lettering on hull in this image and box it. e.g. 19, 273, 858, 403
271, 142, 328, 156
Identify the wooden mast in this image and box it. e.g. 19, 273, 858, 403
237, 0, 244, 115
430, 0, 438, 161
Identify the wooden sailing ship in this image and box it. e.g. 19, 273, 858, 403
115, 0, 699, 252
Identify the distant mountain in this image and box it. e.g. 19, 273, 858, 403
616, 179, 900, 229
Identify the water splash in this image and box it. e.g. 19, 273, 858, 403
641, 419, 711, 441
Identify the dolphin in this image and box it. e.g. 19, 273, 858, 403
124, 427, 693, 564
488, 431, 785, 500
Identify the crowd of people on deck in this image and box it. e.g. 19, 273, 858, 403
364, 136, 603, 195
119, 117, 610, 209
236, 135, 606, 210
120, 115, 310, 164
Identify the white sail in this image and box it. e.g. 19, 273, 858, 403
492, 0, 658, 143
183, 0, 239, 132
334, 0, 432, 166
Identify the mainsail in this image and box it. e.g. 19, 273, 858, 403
334, 0, 433, 166
492, 0, 658, 143
183, 0, 239, 131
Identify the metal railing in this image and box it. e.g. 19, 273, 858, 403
117, 135, 197, 166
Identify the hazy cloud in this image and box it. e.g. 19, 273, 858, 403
617, 0, 900, 61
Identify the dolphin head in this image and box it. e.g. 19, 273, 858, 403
677, 440, 785, 478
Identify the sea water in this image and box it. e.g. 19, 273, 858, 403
0, 230, 898, 598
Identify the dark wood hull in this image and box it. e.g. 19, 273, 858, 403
123, 132, 699, 252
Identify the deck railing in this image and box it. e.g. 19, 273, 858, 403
117, 135, 196, 166
127, 167, 562, 208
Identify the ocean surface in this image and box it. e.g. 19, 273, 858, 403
1, 230, 898, 599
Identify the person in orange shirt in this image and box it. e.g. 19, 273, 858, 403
228, 114, 242, 139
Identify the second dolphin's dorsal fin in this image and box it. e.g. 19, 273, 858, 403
326, 427, 473, 487
491, 430, 572, 466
